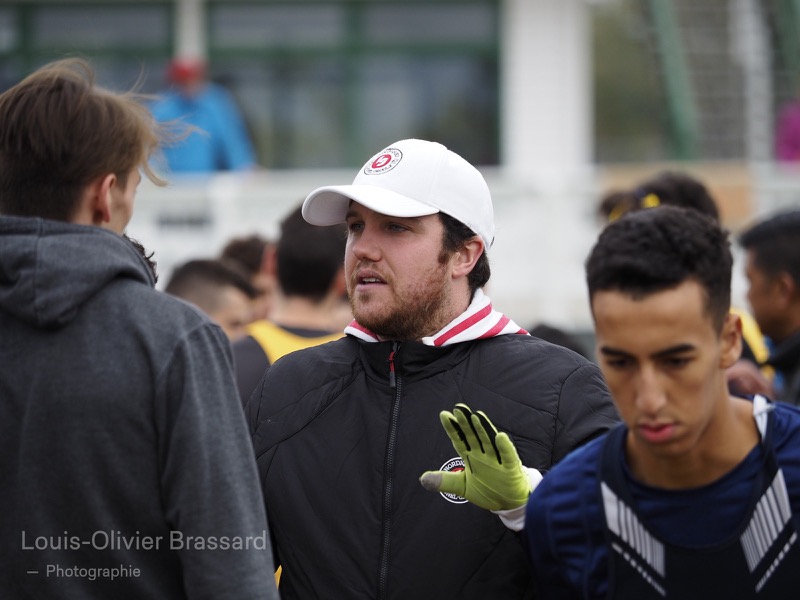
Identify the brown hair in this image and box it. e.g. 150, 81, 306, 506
439, 212, 491, 296
0, 58, 167, 221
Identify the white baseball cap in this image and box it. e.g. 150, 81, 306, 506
301, 138, 494, 249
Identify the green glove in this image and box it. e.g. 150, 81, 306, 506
419, 403, 532, 511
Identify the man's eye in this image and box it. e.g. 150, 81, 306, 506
605, 358, 630, 369
665, 357, 691, 368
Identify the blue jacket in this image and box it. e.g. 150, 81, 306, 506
526, 398, 800, 599
150, 84, 256, 172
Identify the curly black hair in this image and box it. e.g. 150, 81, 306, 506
586, 205, 732, 331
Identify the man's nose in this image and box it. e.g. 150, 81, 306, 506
635, 368, 666, 415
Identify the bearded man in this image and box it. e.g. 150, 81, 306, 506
246, 138, 618, 600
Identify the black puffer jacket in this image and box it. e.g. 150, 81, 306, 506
248, 333, 618, 600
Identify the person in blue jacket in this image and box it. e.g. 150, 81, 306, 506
524, 206, 800, 598
150, 57, 257, 173
433, 206, 800, 597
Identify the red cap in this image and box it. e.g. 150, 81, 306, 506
167, 58, 206, 84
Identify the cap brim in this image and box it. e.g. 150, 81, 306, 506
302, 184, 439, 226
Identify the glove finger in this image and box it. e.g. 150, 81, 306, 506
440, 410, 470, 453
494, 432, 523, 469
430, 469, 467, 498
454, 404, 485, 454
419, 470, 443, 493
474, 410, 499, 436
474, 410, 501, 464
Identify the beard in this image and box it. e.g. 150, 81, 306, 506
348, 259, 454, 341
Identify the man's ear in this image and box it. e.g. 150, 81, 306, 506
70, 173, 115, 226
775, 271, 798, 307
88, 173, 116, 226
720, 311, 743, 369
452, 238, 484, 279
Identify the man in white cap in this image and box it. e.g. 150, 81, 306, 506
247, 138, 618, 599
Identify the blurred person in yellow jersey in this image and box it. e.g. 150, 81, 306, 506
232, 203, 350, 406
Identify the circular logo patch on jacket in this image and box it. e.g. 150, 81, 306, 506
363, 147, 402, 175
438, 457, 468, 504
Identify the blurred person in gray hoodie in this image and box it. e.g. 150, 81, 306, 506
0, 58, 278, 599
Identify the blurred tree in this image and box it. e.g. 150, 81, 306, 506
592, 0, 669, 163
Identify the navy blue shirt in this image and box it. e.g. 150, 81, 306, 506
526, 399, 800, 599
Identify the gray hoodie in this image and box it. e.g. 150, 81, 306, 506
0, 216, 278, 599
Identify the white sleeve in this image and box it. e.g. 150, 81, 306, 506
492, 467, 543, 531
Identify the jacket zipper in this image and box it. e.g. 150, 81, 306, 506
378, 342, 401, 599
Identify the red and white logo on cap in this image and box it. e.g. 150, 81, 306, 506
363, 147, 402, 176
438, 457, 468, 504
